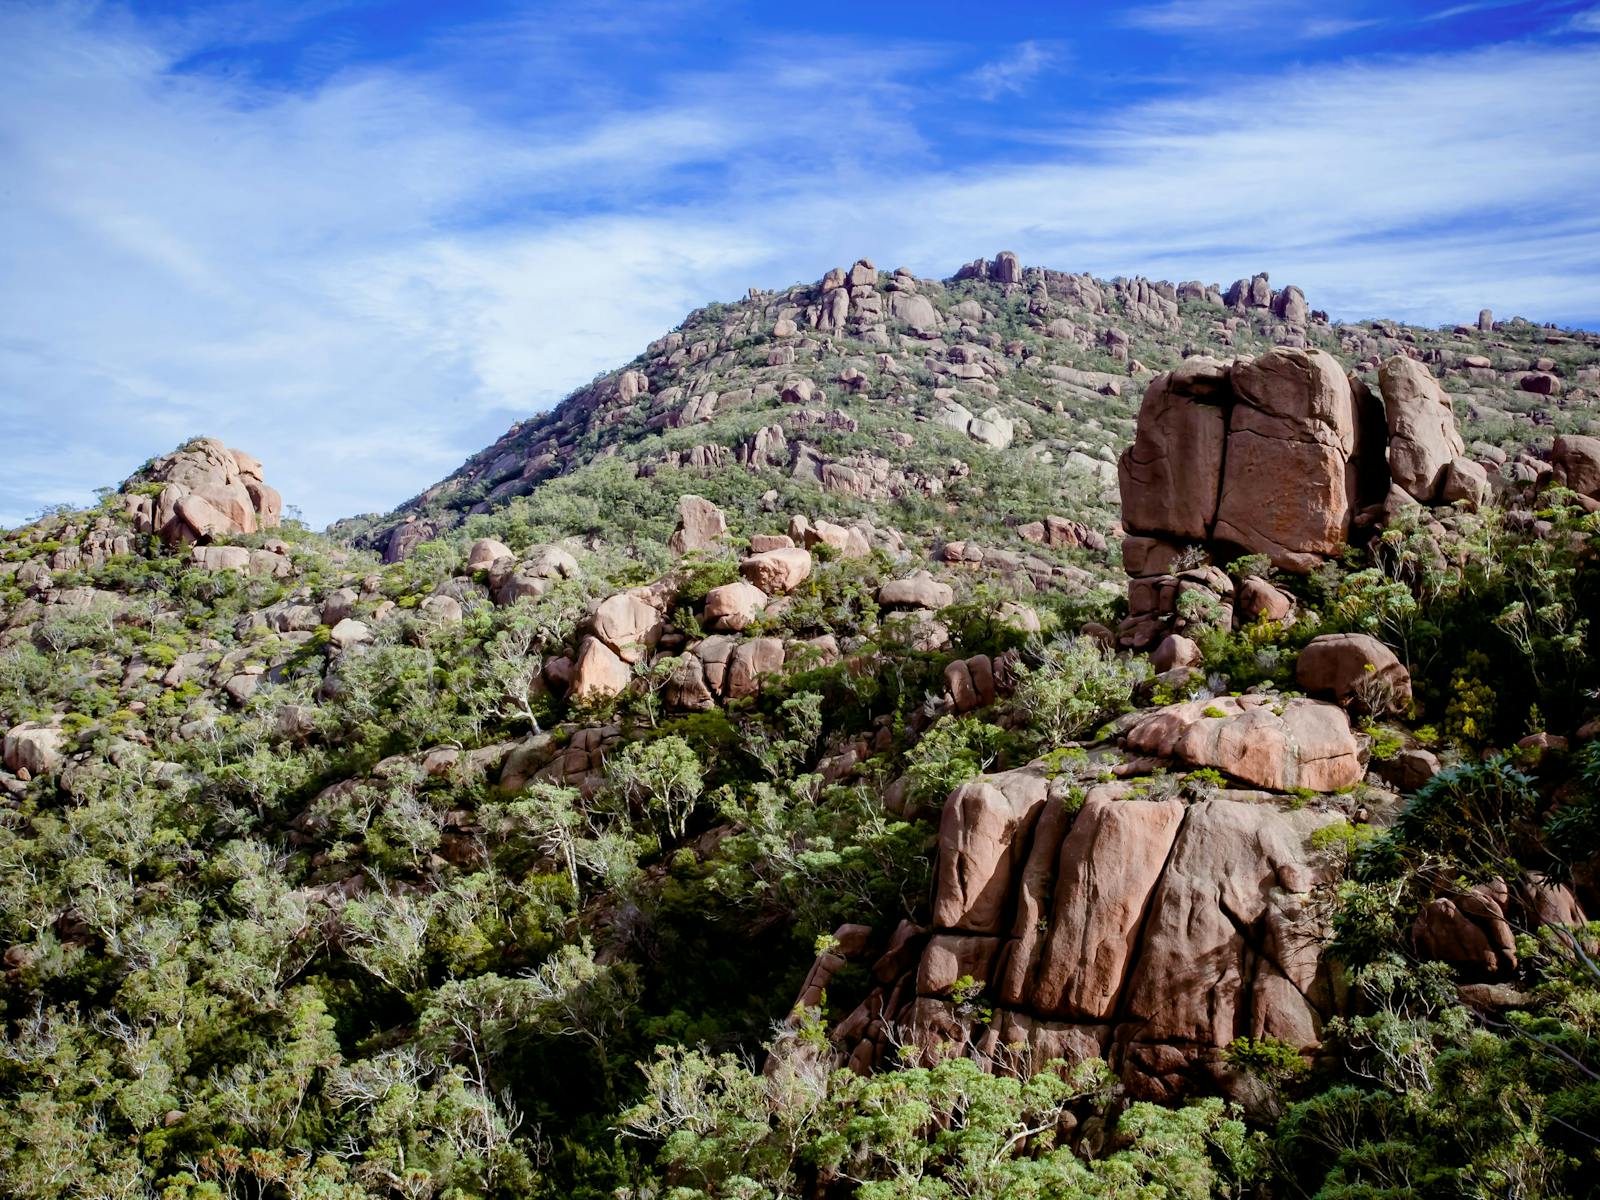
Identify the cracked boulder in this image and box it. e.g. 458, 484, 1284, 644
1121, 695, 1364, 792
828, 759, 1346, 1099
1118, 347, 1392, 576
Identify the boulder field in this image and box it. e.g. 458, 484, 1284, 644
775, 341, 1591, 1101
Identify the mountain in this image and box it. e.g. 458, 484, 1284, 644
2, 253, 1600, 1199
340, 253, 1599, 568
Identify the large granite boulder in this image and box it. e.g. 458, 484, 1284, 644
667, 495, 729, 554
1001, 789, 1186, 1020
589, 593, 664, 664
1379, 356, 1466, 503
1122, 695, 1363, 792
1212, 349, 1367, 572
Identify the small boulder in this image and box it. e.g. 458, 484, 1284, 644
467, 538, 513, 572
1151, 634, 1201, 673
1516, 731, 1569, 758
328, 618, 372, 653
805, 519, 872, 559
1412, 883, 1517, 976
1378, 748, 1440, 792
739, 547, 813, 595
1123, 696, 1362, 792
1379, 356, 1465, 504
1440, 458, 1491, 509
1295, 633, 1412, 715
1236, 577, 1293, 623
967, 408, 1014, 449
3, 722, 63, 776
321, 587, 358, 626
879, 571, 954, 610
945, 659, 979, 711
702, 581, 769, 632
570, 637, 631, 704
191, 545, 251, 573
726, 637, 786, 700
420, 594, 464, 623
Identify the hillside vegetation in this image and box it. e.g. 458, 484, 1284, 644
3, 255, 1600, 1199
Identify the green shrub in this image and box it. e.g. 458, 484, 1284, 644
1386, 756, 1538, 878
903, 714, 1007, 808
1012, 635, 1147, 747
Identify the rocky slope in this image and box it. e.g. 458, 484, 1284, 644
343, 254, 1600, 573
3, 256, 1600, 1198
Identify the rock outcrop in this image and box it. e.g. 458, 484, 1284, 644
1117, 350, 1481, 579
1117, 351, 1467, 648
825, 763, 1345, 1099
1119, 348, 1387, 576
120, 439, 283, 547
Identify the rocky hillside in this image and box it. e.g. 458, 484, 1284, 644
343, 253, 1600, 573
3, 257, 1600, 1199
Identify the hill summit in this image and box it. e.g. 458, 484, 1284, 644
341, 252, 1599, 574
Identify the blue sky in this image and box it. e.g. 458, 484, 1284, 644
4, 1, 1600, 528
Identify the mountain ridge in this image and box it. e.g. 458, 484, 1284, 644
332, 252, 1600, 576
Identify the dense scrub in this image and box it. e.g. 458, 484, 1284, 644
4, 261, 1600, 1198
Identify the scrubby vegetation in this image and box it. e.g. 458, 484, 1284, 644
3, 260, 1600, 1198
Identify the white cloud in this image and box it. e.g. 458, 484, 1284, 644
963, 41, 1061, 101
1122, 0, 1369, 36
1568, 5, 1600, 33
2, 6, 1598, 528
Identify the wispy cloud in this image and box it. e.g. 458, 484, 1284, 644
963, 40, 1062, 101
1421, 1, 1529, 21
1567, 4, 1600, 32
1122, 0, 1372, 37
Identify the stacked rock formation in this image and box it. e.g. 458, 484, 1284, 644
819, 765, 1346, 1099
120, 438, 283, 547
1117, 350, 1473, 648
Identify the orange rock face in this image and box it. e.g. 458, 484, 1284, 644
124, 438, 282, 547
825, 759, 1349, 1098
